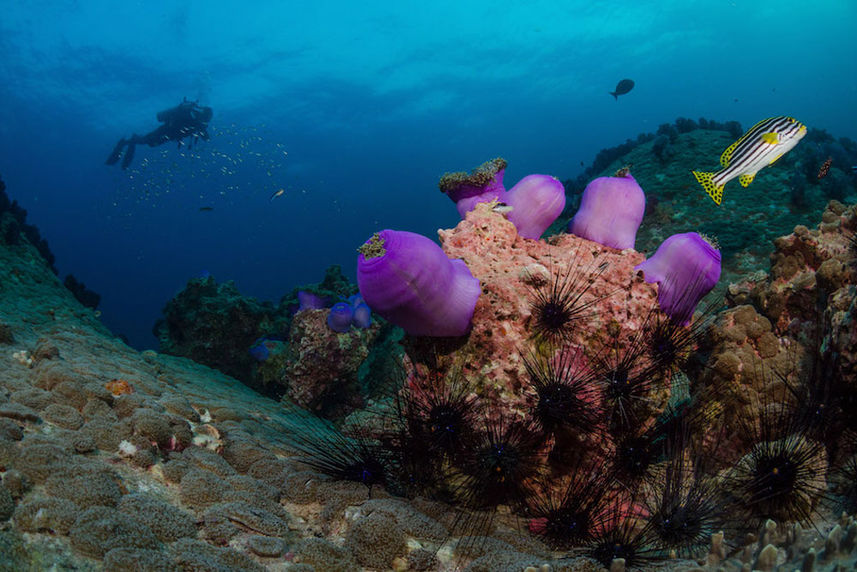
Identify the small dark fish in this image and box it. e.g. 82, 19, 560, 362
199, 206, 214, 212
817, 157, 833, 180
610, 79, 634, 100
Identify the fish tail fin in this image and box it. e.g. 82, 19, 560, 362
609, 91, 618, 100
692, 171, 724, 205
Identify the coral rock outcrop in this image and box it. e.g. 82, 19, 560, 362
420, 202, 664, 418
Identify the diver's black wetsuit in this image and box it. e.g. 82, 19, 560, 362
106, 98, 213, 169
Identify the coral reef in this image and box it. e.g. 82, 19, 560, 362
704, 200, 857, 452
154, 264, 381, 401
734, 200, 857, 336
277, 190, 857, 571
153, 276, 291, 393
0, 233, 319, 569
430, 202, 660, 417
2, 136, 857, 571
62, 274, 101, 310
277, 307, 381, 414
557, 118, 857, 291
0, 174, 57, 273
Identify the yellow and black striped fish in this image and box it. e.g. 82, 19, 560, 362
692, 116, 807, 205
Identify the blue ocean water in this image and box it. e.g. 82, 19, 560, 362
0, 1, 855, 349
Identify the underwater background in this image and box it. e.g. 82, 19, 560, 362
1, 1, 855, 349
3, 3, 857, 571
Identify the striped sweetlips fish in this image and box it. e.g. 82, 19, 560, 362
692, 116, 807, 205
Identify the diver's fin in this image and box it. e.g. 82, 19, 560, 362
105, 138, 125, 165
121, 142, 136, 170
692, 171, 724, 205
738, 173, 755, 187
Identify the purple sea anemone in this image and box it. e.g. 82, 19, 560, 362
324, 294, 373, 332
634, 232, 721, 325
297, 290, 326, 311
505, 175, 566, 240
347, 294, 373, 328
249, 340, 271, 362
357, 230, 481, 337
568, 171, 646, 250
439, 158, 508, 218
327, 302, 354, 333
351, 303, 372, 329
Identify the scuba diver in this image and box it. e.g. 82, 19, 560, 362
106, 98, 213, 169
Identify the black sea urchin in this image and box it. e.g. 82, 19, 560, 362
644, 457, 725, 559
522, 346, 599, 438
610, 400, 710, 487
446, 417, 546, 562
526, 251, 611, 344
591, 329, 664, 437
723, 400, 829, 531
642, 298, 719, 375
835, 453, 857, 515
455, 418, 545, 511
278, 409, 394, 495
525, 458, 612, 550
612, 432, 659, 485
780, 335, 856, 442
402, 367, 479, 459
388, 365, 480, 497
587, 494, 658, 571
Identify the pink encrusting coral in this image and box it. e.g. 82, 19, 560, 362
433, 201, 668, 423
